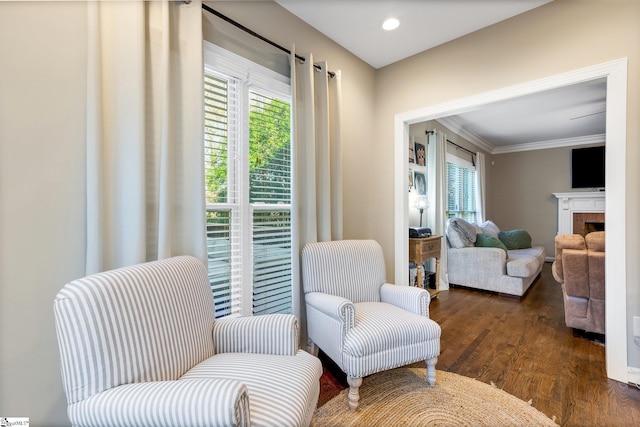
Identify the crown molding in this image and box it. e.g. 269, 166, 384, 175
437, 116, 605, 155
435, 116, 495, 153
492, 134, 605, 154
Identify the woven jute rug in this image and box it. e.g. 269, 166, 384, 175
313, 368, 557, 426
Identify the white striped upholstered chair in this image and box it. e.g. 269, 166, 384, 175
302, 240, 441, 411
53, 256, 322, 427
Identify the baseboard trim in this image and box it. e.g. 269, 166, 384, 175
628, 367, 640, 386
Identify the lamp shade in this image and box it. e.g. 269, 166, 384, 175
413, 195, 429, 211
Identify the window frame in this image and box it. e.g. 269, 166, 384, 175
204, 41, 293, 317
446, 153, 477, 223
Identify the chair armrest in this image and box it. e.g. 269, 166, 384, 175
214, 313, 298, 356
563, 249, 589, 298
304, 292, 354, 366
69, 379, 249, 427
304, 292, 355, 330
380, 283, 430, 316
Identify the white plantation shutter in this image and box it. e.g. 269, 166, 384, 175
446, 158, 477, 223
249, 91, 292, 315
204, 73, 243, 317
204, 43, 292, 317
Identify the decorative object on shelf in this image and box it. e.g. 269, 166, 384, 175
413, 195, 429, 226
414, 142, 426, 166
408, 139, 415, 163
413, 172, 426, 195
408, 168, 414, 192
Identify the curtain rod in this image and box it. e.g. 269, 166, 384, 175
201, 3, 336, 78
426, 130, 476, 157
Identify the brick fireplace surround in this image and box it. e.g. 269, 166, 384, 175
573, 212, 605, 236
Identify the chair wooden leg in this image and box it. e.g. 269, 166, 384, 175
347, 375, 362, 411
426, 357, 438, 386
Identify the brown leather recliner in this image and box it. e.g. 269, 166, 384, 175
552, 231, 605, 334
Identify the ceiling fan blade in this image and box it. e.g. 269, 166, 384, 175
570, 111, 605, 120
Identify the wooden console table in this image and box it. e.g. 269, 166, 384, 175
409, 235, 442, 299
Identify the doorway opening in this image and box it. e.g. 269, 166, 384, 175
393, 58, 628, 383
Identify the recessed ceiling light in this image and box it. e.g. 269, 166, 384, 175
382, 17, 400, 31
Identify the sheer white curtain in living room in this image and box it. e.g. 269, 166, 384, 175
85, 0, 206, 274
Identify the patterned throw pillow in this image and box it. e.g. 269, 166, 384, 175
446, 217, 477, 249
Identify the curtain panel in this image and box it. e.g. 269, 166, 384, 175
85, 0, 206, 274
290, 50, 343, 327
475, 151, 487, 224
427, 130, 449, 290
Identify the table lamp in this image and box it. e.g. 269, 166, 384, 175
413, 195, 429, 227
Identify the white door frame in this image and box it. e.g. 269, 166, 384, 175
394, 58, 628, 383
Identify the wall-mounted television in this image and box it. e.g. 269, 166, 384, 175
571, 146, 605, 189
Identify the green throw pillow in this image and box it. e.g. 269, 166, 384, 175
498, 229, 532, 250
475, 233, 508, 254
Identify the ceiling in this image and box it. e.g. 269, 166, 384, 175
276, 0, 552, 69
274, 0, 606, 153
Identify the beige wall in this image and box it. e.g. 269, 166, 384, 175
209, 1, 377, 242
0, 2, 88, 425
490, 147, 575, 257
375, 0, 640, 367
0, 1, 376, 425
2, 0, 640, 424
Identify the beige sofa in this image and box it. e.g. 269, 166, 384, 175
446, 218, 545, 297
552, 231, 605, 334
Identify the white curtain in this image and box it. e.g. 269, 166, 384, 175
290, 50, 343, 324
85, 0, 206, 274
475, 151, 487, 224
426, 129, 449, 290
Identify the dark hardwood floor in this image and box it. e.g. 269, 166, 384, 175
317, 263, 640, 426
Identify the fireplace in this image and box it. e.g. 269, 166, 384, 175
573, 212, 605, 236
553, 192, 605, 235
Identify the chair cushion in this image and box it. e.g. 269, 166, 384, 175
343, 302, 441, 357
181, 350, 322, 427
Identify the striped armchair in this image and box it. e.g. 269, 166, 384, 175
53, 256, 322, 427
301, 240, 441, 411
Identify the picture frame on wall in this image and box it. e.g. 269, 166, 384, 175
409, 139, 415, 163
414, 142, 426, 166
414, 171, 426, 195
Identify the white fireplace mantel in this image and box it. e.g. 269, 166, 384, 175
553, 191, 605, 234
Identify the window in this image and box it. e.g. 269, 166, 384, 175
446, 156, 477, 223
204, 42, 292, 317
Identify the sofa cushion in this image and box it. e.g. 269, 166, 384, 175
475, 233, 508, 254
499, 229, 532, 250
506, 256, 539, 278
446, 217, 477, 249
478, 220, 500, 238
505, 247, 544, 278
586, 231, 605, 252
